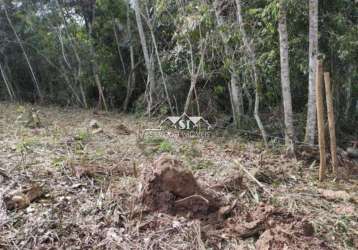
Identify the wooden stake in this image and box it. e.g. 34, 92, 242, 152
316, 60, 326, 181
324, 72, 337, 177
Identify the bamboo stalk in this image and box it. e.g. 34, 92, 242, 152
0, 62, 14, 101
4, 5, 43, 101
316, 60, 326, 181
324, 72, 337, 177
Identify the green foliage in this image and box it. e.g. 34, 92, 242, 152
159, 140, 173, 153
0, 0, 356, 134
214, 85, 225, 95
138, 136, 173, 155
74, 130, 91, 142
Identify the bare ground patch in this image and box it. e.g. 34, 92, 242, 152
0, 103, 357, 249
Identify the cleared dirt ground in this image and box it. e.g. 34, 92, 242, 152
0, 103, 357, 249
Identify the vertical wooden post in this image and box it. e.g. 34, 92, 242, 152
324, 72, 337, 177
316, 60, 326, 181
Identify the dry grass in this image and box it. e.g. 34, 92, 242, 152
0, 102, 357, 249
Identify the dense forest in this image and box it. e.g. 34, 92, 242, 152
0, 0, 357, 142
0, 0, 358, 249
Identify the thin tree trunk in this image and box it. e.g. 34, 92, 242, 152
56, 0, 88, 108
90, 43, 108, 111
214, 0, 243, 127
58, 29, 72, 70
235, 0, 268, 147
278, 0, 295, 147
113, 19, 127, 74
60, 64, 83, 106
4, 5, 42, 101
86, 5, 108, 111
183, 38, 207, 115
305, 0, 318, 145
123, 54, 136, 111
243, 82, 253, 115
123, 4, 136, 111
324, 72, 337, 176
194, 86, 201, 116
344, 65, 352, 120
142, 2, 173, 114
79, 83, 87, 108
227, 82, 236, 123
145, 17, 174, 115
56, 28, 85, 107
133, 0, 155, 116
184, 77, 197, 114
0, 62, 15, 101
47, 6, 85, 108
230, 73, 244, 126
94, 73, 107, 111
316, 60, 326, 181
253, 76, 268, 148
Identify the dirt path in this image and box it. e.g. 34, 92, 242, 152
0, 103, 357, 249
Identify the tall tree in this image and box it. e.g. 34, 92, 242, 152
278, 0, 294, 146
305, 0, 318, 145
344, 65, 353, 120
214, 0, 244, 127
3, 3, 43, 102
0, 61, 15, 101
132, 0, 155, 116
123, 2, 136, 111
56, 0, 88, 108
183, 36, 207, 115
235, 0, 268, 147
171, 0, 210, 115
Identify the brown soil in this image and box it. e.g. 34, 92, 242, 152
142, 155, 222, 216
0, 103, 357, 249
141, 157, 332, 250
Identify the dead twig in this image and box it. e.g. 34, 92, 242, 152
174, 195, 209, 206
234, 160, 271, 196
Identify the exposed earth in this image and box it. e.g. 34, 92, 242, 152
0, 103, 357, 249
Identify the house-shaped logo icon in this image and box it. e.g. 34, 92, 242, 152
159, 113, 213, 131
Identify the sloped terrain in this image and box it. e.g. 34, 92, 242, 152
0, 103, 357, 249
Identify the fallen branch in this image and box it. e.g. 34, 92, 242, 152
174, 195, 209, 206
234, 160, 271, 195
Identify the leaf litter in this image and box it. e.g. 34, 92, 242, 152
0, 103, 357, 249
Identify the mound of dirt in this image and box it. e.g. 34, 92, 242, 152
142, 155, 222, 216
